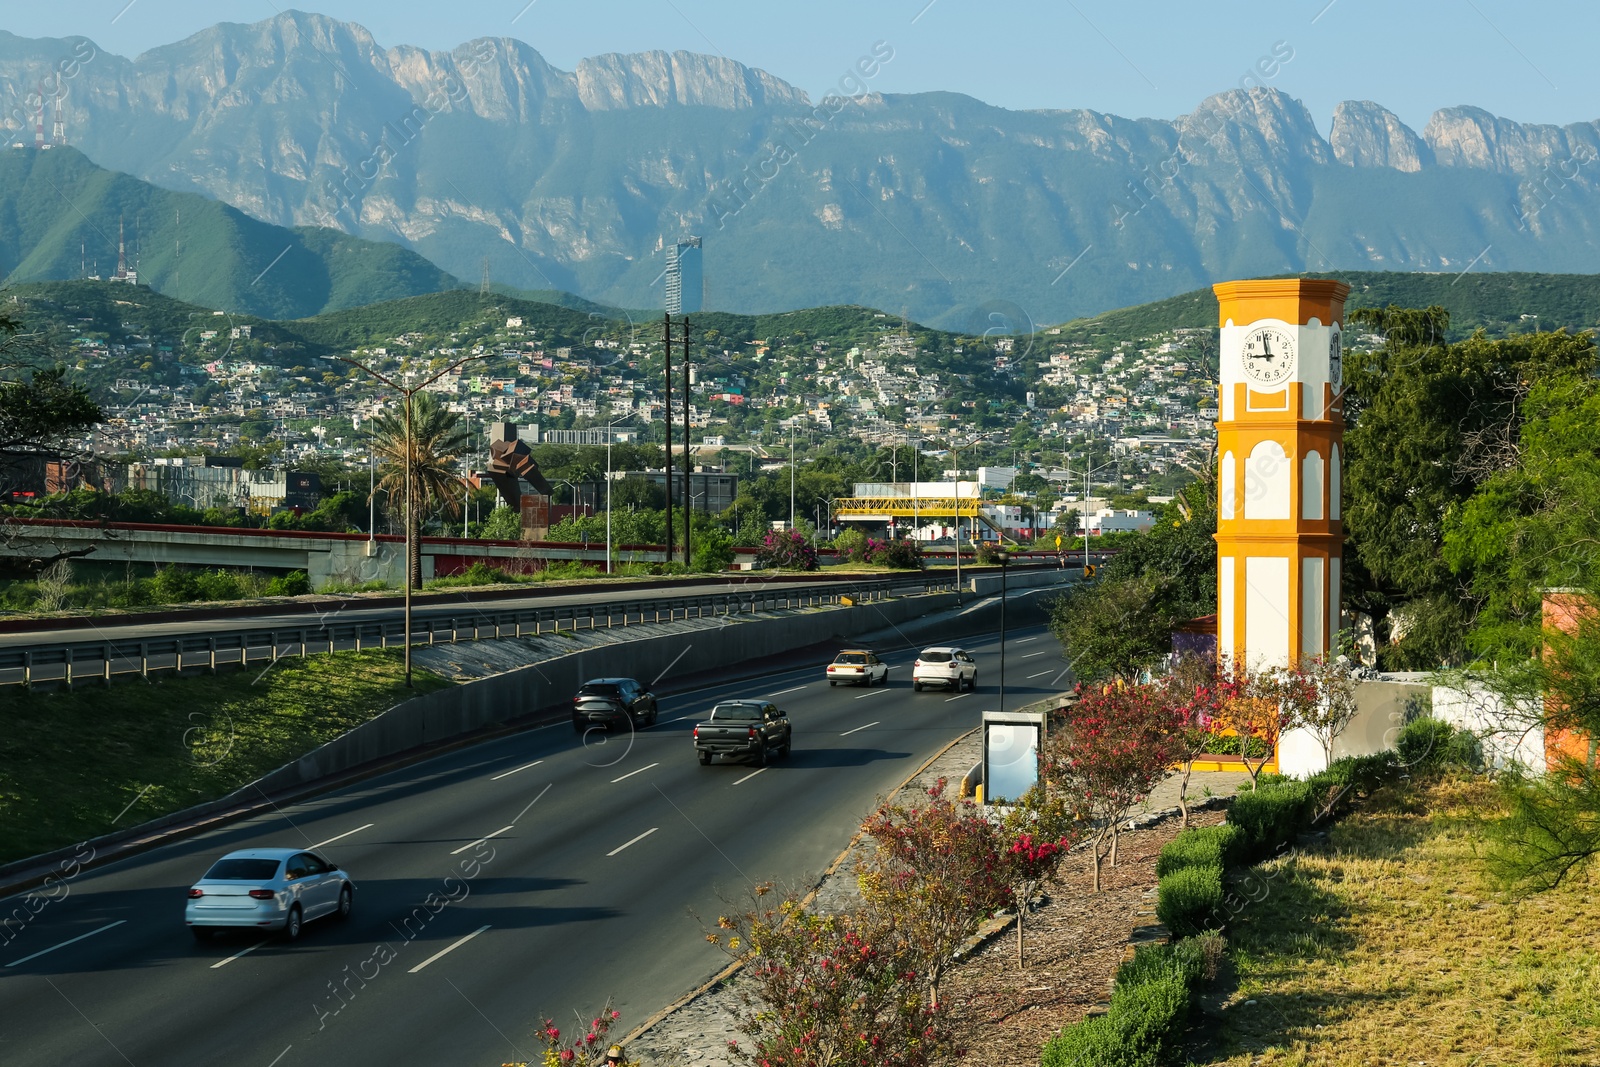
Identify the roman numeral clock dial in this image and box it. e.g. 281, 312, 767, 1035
1241, 325, 1297, 386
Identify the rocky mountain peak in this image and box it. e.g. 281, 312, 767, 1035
1329, 100, 1432, 171
573, 50, 807, 111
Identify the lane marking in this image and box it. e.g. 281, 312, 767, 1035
1015, 636, 1038, 643
267, 1047, 293, 1067
6, 920, 127, 968
611, 762, 660, 784
669, 714, 698, 723
607, 827, 658, 856
853, 688, 891, 699
1027, 670, 1055, 679
531, 722, 564, 730
945, 693, 971, 702
767, 685, 808, 697
450, 825, 515, 856
841, 721, 879, 736
732, 767, 769, 786
210, 937, 270, 970
1021, 651, 1047, 658
491, 760, 544, 781
310, 823, 373, 850
407, 925, 491, 973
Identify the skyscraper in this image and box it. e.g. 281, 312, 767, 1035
665, 236, 703, 314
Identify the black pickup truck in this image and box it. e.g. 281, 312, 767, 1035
693, 700, 792, 766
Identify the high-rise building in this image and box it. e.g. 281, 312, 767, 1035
665, 236, 703, 314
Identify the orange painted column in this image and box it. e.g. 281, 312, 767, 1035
1213, 279, 1348, 671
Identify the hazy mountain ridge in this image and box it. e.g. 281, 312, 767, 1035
1, 12, 1598, 329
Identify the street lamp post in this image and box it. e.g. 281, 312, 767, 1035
996, 547, 1010, 714
340, 353, 483, 688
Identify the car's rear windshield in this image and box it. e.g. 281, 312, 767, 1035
204, 858, 282, 881
921, 650, 956, 661
712, 704, 761, 720
579, 684, 622, 696
835, 654, 866, 664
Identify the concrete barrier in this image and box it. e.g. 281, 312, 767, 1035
249, 592, 962, 794
967, 569, 1077, 598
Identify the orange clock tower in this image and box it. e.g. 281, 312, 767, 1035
1213, 278, 1348, 670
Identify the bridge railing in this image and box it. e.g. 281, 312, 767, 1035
0, 572, 958, 688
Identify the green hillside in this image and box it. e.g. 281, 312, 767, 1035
1056, 271, 1600, 344
0, 146, 466, 319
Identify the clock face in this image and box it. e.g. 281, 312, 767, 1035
1329, 327, 1343, 390
1241, 325, 1297, 386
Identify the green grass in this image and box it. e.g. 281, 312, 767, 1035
0, 651, 452, 865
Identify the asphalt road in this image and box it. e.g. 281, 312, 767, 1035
0, 623, 1067, 1067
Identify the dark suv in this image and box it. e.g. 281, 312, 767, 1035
572, 678, 659, 731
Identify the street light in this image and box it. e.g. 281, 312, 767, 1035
1064, 455, 1115, 573
995, 547, 1010, 714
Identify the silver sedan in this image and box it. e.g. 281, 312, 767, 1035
185, 848, 354, 941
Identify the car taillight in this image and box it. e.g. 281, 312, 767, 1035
914, 660, 922, 667
249, 890, 275, 900
827, 665, 835, 671
748, 727, 757, 739
693, 726, 699, 739
188, 888, 204, 898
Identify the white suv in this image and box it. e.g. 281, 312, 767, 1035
912, 647, 977, 692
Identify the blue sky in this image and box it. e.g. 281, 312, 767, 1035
5, 1, 1594, 132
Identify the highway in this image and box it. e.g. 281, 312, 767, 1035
0, 621, 1066, 1067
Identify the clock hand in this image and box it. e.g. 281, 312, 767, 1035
1259, 336, 1274, 360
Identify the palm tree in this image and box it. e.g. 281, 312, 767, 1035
369, 391, 470, 588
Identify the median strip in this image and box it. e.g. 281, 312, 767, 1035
6, 920, 126, 969
607, 828, 658, 856
490, 759, 544, 781
309, 823, 373, 850
840, 722, 879, 736
611, 762, 660, 784
450, 825, 515, 856
407, 925, 491, 974
210, 937, 270, 970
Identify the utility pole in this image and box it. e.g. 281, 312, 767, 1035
789, 424, 796, 531
681, 317, 693, 567
663, 313, 674, 566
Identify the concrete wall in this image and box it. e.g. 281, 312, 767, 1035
1278, 678, 1430, 778
248, 592, 960, 795
967, 568, 1077, 597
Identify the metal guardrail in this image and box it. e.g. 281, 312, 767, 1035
0, 573, 958, 688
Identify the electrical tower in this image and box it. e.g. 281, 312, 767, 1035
480, 257, 491, 296
51, 95, 65, 146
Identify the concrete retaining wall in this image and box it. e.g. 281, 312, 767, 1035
250, 592, 961, 794
967, 569, 1077, 597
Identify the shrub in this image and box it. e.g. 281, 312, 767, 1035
832, 527, 868, 562
1156, 864, 1224, 936
265, 570, 311, 597
866, 537, 925, 570
1114, 931, 1225, 993
974, 542, 1005, 566
150, 566, 199, 603
194, 569, 242, 602
754, 530, 818, 571
1155, 823, 1245, 878
1227, 779, 1315, 858
691, 528, 736, 573
1042, 972, 1189, 1067
1397, 716, 1482, 771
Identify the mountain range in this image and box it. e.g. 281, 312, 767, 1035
1, 11, 1598, 328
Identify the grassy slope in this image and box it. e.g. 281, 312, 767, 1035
0, 651, 451, 865
1207, 778, 1600, 1065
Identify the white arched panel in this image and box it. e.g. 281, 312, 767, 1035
1330, 444, 1342, 520
1243, 441, 1292, 520
1220, 451, 1236, 520
1301, 450, 1324, 520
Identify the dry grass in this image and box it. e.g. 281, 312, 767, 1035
1202, 776, 1600, 1066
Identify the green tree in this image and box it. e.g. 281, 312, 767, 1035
370, 391, 469, 587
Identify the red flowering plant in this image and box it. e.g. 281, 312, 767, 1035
1213, 658, 1294, 789
1000, 831, 1072, 967
1048, 681, 1184, 891
704, 883, 951, 1067
858, 779, 1012, 1004
1158, 653, 1240, 827
518, 1001, 629, 1067
755, 530, 819, 571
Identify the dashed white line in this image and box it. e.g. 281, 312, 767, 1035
607, 827, 658, 856
310, 823, 373, 850
267, 1046, 293, 1067
841, 721, 880, 736
6, 920, 126, 968
450, 825, 515, 856
1027, 670, 1055, 679
669, 714, 698, 723
732, 767, 769, 786
491, 760, 544, 781
767, 685, 809, 697
210, 937, 270, 970
1015, 636, 1038, 643
854, 688, 891, 699
1021, 651, 1047, 658
945, 693, 971, 702
407, 925, 491, 973
611, 762, 660, 783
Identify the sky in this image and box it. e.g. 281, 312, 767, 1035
2, 1, 1595, 133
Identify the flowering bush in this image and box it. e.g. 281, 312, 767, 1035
517, 1003, 630, 1067
755, 530, 818, 571
1002, 831, 1073, 966
863, 537, 924, 570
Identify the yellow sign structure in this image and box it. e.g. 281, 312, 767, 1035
1213, 278, 1348, 671
831, 493, 1004, 538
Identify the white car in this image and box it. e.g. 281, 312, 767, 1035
186, 848, 354, 941
912, 646, 977, 692
827, 649, 889, 687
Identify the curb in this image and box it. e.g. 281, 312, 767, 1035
617, 726, 980, 1049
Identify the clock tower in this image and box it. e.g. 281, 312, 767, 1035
1213, 278, 1349, 673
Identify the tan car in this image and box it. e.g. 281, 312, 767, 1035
826, 649, 889, 687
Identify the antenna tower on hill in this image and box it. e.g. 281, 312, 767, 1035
480, 257, 491, 296
51, 95, 65, 146
34, 89, 45, 149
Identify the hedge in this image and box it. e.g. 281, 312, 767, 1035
1040, 972, 1188, 1067
1155, 865, 1224, 936
1155, 823, 1245, 878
